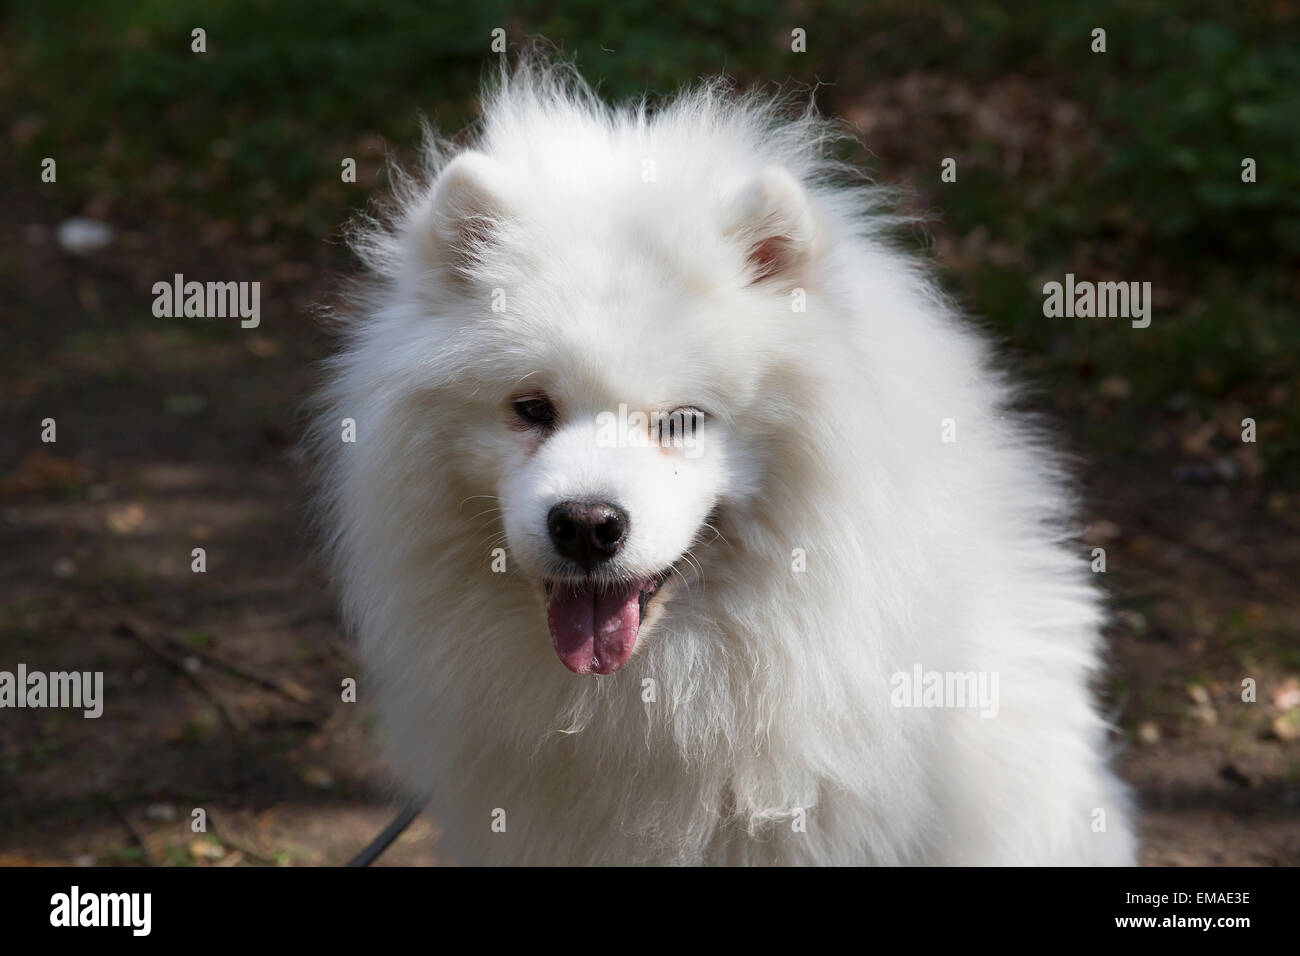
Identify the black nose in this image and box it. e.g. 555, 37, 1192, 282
547, 500, 628, 569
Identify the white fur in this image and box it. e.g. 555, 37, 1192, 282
312, 60, 1136, 865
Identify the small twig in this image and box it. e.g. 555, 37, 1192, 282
1138, 511, 1290, 597
100, 796, 158, 867
326, 638, 355, 663
114, 622, 248, 732
156, 632, 314, 704
205, 813, 281, 866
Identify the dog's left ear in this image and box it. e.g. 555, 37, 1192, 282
722, 166, 817, 286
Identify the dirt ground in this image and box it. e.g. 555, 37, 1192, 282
2, 166, 1297, 867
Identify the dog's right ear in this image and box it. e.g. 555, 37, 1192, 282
412, 151, 516, 279
722, 166, 818, 288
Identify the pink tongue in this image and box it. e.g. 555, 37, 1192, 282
546, 580, 643, 675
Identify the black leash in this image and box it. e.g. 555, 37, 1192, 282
346, 802, 423, 867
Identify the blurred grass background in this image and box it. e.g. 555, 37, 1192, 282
6, 0, 1299, 476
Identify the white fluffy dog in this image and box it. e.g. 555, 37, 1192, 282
314, 60, 1136, 865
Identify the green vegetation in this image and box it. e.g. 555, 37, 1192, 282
6, 0, 1297, 473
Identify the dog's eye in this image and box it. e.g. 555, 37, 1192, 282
512, 396, 557, 429
658, 406, 705, 445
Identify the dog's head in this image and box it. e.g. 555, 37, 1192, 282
388, 126, 825, 675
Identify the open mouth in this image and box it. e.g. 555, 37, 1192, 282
543, 567, 674, 676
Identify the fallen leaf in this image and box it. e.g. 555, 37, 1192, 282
106, 502, 146, 534
1273, 711, 1300, 742
1273, 677, 1300, 712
